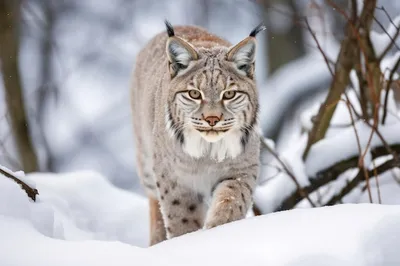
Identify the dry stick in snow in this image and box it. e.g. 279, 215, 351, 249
260, 137, 316, 208
0, 168, 38, 201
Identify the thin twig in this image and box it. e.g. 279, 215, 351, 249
375, 6, 400, 60
341, 94, 373, 202
344, 92, 400, 163
371, 159, 382, 204
373, 16, 400, 56
260, 136, 316, 207
304, 18, 334, 77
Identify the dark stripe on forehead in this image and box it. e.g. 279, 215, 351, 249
204, 57, 209, 67
211, 68, 222, 88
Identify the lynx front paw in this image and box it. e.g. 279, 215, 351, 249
204, 197, 243, 229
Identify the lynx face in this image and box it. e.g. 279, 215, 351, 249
165, 22, 262, 160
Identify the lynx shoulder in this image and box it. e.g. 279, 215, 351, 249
131, 21, 265, 246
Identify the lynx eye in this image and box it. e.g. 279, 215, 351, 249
223, 90, 236, 100
188, 90, 201, 100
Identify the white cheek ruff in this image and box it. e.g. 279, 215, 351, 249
183, 128, 243, 162
182, 128, 208, 158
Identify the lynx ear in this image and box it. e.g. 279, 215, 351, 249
227, 23, 266, 78
165, 20, 198, 78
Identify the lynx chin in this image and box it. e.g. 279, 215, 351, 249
131, 20, 265, 245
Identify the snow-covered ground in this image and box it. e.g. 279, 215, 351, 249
1, 169, 400, 266
1, 1, 400, 265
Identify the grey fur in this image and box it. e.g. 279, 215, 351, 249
131, 24, 260, 244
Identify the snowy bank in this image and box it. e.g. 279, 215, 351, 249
0, 169, 149, 246
1, 170, 400, 265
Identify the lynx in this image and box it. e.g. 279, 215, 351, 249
131, 21, 264, 246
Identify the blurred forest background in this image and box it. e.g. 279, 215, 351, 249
1, 0, 400, 207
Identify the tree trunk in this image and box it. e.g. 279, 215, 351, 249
0, 0, 39, 172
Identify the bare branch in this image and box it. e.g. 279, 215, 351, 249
0, 167, 38, 201
304, 18, 334, 77
373, 16, 400, 55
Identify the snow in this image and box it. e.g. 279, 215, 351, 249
2, 169, 400, 265
259, 53, 332, 136
1, 1, 400, 264
0, 170, 149, 246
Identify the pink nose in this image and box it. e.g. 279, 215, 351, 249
204, 116, 220, 126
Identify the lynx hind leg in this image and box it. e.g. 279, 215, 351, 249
149, 197, 167, 246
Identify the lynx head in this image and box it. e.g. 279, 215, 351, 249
164, 21, 265, 161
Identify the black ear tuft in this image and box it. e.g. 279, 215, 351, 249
249, 23, 266, 37
165, 20, 175, 37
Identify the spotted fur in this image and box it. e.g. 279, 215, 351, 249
131, 21, 264, 246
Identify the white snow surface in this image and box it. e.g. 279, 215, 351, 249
0, 170, 149, 247
2, 170, 400, 266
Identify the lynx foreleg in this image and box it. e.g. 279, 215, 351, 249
204, 174, 256, 229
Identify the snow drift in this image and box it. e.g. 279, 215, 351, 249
1, 169, 400, 266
